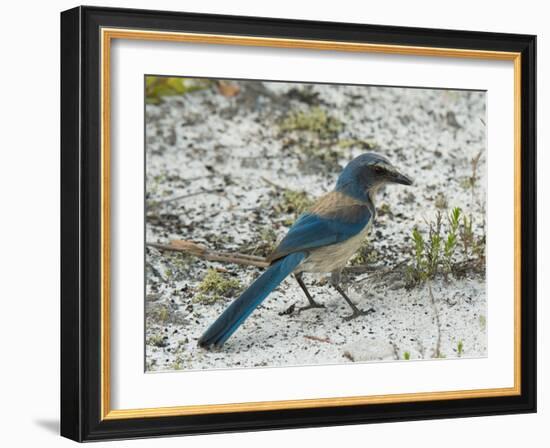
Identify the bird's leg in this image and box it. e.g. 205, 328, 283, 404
294, 273, 325, 312
330, 271, 375, 321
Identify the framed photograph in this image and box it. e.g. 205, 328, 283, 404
60, 6, 536, 441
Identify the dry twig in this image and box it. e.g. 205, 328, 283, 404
261, 176, 285, 190
343, 351, 355, 362
147, 239, 384, 276
148, 188, 224, 208
428, 282, 442, 358
146, 240, 270, 268
304, 335, 331, 344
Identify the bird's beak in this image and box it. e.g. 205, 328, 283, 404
391, 170, 414, 186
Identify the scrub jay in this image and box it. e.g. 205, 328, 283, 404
198, 153, 413, 348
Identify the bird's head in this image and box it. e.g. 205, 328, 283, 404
335, 152, 413, 200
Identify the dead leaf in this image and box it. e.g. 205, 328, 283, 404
217, 81, 240, 97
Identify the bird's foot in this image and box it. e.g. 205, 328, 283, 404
298, 302, 325, 313
279, 303, 296, 316
343, 307, 375, 321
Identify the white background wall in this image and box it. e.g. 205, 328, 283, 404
0, 1, 545, 446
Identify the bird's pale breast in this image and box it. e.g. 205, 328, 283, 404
296, 220, 372, 274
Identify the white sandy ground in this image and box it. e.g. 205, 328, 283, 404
144, 80, 487, 372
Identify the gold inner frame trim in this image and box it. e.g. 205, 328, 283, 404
100, 27, 522, 420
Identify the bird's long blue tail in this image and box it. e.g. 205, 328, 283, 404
198, 252, 306, 348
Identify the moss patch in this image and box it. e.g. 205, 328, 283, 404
147, 334, 168, 348
336, 138, 376, 150
350, 239, 378, 266
280, 107, 342, 137
277, 190, 313, 216
145, 76, 212, 104
194, 269, 242, 304
278, 107, 346, 172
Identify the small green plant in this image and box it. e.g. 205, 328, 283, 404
443, 207, 461, 275
157, 306, 169, 323
336, 138, 376, 150
159, 252, 193, 282
411, 227, 427, 282
258, 226, 278, 254
403, 351, 411, 360
259, 226, 277, 243
434, 192, 448, 210
378, 203, 392, 217
479, 315, 487, 331
171, 356, 185, 370
459, 177, 473, 190
350, 240, 378, 266
148, 304, 171, 324
194, 269, 242, 304
427, 213, 443, 277
406, 207, 485, 286
279, 107, 342, 138
409, 212, 443, 283
145, 76, 211, 104
167, 252, 191, 270
457, 340, 464, 357
278, 107, 346, 172
241, 225, 278, 257
147, 334, 168, 348
277, 189, 314, 221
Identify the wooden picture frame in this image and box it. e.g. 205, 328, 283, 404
61, 5, 536, 441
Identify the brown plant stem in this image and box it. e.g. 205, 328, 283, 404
146, 239, 383, 275
146, 240, 270, 268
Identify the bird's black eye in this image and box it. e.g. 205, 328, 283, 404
373, 165, 385, 174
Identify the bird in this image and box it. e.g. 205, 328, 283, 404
198, 153, 413, 349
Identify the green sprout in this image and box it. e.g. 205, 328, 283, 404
412, 227, 426, 279
444, 207, 461, 274
407, 206, 485, 286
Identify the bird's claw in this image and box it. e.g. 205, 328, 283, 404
343, 307, 375, 321
298, 302, 325, 313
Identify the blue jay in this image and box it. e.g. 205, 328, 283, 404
198, 153, 413, 348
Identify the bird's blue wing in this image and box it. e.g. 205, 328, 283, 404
269, 205, 372, 262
